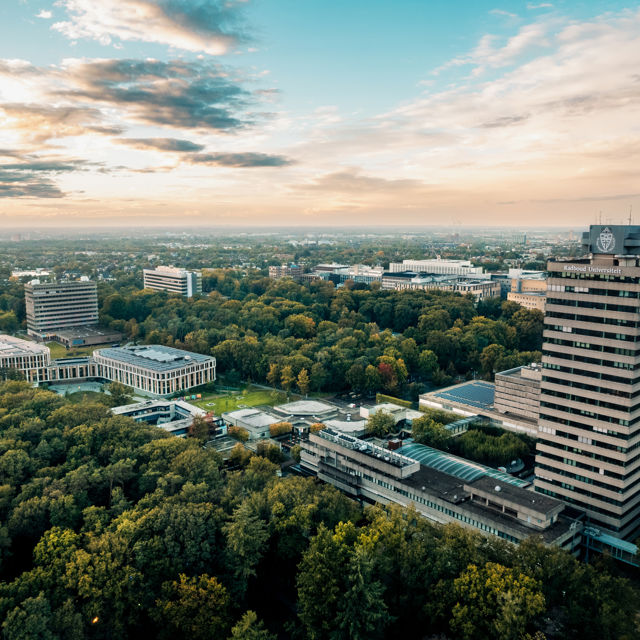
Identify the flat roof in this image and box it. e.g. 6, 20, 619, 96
0, 334, 49, 356
318, 428, 418, 469
324, 419, 367, 434
222, 408, 279, 428
54, 326, 122, 339
95, 345, 213, 371
112, 399, 205, 417
466, 476, 562, 514
274, 400, 335, 416
398, 441, 529, 488
432, 380, 495, 410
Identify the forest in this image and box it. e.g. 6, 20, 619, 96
0, 381, 637, 640
83, 271, 543, 398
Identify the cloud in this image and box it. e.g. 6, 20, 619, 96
527, 3, 553, 9
118, 137, 205, 152
298, 169, 427, 194
52, 0, 248, 54
189, 152, 293, 167
0, 156, 90, 199
490, 9, 518, 19
0, 103, 123, 145
56, 58, 252, 131
36, 9, 53, 19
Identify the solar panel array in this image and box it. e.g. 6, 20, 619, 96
434, 381, 495, 410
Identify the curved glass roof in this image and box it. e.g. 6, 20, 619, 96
398, 442, 529, 488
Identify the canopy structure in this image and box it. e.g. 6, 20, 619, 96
398, 441, 529, 488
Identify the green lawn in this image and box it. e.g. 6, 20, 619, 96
192, 386, 291, 414
46, 342, 101, 360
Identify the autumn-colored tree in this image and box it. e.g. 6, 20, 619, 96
266, 363, 280, 389
297, 368, 310, 396
269, 422, 293, 437
228, 426, 250, 442
280, 365, 295, 395
188, 416, 210, 442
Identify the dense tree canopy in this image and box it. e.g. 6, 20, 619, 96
0, 381, 636, 639
93, 275, 543, 399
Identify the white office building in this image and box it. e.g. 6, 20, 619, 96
388, 258, 483, 276
92, 345, 216, 395
143, 266, 202, 297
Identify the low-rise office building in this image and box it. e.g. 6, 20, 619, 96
301, 428, 580, 549
507, 271, 547, 311
381, 272, 457, 292
455, 279, 501, 300
112, 399, 214, 436
381, 272, 500, 300
143, 266, 202, 297
53, 326, 123, 348
92, 345, 216, 396
388, 258, 483, 276
0, 335, 215, 396
222, 408, 280, 440
507, 291, 546, 311
0, 335, 50, 382
419, 378, 538, 436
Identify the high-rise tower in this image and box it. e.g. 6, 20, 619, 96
25, 279, 99, 339
535, 225, 640, 539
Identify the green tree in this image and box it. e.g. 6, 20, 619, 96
2, 592, 55, 640
223, 500, 269, 598
366, 411, 396, 437
411, 416, 450, 449
334, 547, 391, 640
105, 381, 133, 407
297, 522, 357, 640
364, 364, 382, 395
153, 574, 229, 640
228, 426, 249, 442
228, 611, 276, 640
450, 562, 545, 640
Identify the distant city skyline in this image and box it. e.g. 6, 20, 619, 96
1, 1, 639, 228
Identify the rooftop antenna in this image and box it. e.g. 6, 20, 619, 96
629, 205, 633, 226
599, 211, 602, 224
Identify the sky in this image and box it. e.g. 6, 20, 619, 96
1, 0, 639, 228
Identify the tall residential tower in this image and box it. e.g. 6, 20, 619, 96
535, 225, 640, 539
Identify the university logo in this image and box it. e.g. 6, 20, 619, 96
596, 226, 615, 253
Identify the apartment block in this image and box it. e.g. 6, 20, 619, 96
25, 279, 99, 338
143, 266, 202, 297
535, 225, 640, 539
